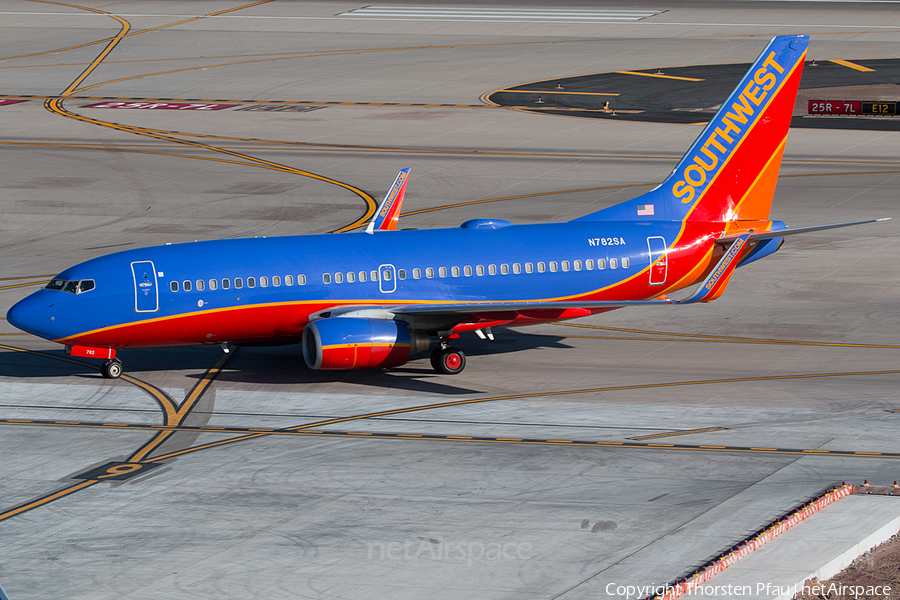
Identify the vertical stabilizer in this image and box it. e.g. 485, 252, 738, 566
575, 35, 808, 225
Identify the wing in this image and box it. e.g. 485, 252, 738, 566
365, 168, 410, 233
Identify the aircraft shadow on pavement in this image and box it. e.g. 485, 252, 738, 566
0, 334, 571, 396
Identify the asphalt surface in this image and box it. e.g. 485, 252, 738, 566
1, 1, 900, 599
487, 58, 900, 129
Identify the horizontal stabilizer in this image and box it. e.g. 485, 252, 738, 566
716, 217, 890, 244
677, 235, 748, 304
366, 168, 410, 233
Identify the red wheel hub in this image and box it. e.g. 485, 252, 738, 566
444, 353, 462, 370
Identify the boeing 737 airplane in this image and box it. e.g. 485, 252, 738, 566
6, 35, 887, 378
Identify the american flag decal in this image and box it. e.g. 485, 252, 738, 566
637, 204, 654, 216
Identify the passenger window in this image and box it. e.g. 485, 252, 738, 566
610, 258, 618, 269
561, 260, 569, 272
171, 281, 179, 292
285, 275, 293, 286
323, 273, 331, 284
358, 271, 366, 283
347, 272, 355, 283
574, 260, 582, 271
549, 261, 558, 272
248, 277, 256, 288
298, 274, 306, 285
260, 276, 269, 287
622, 257, 630, 268
525, 262, 533, 274
382, 270, 391, 281
183, 280, 192, 292
398, 269, 406, 280
413, 268, 421, 279
586, 259, 594, 270
488, 264, 497, 275
46, 279, 66, 290
439, 267, 447, 278
78, 280, 95, 293
222, 279, 230, 290
500, 264, 509, 275
235, 277, 243, 289
273, 276, 281, 287
335, 273, 343, 284
512, 263, 521, 274
537, 262, 545, 273
371, 270, 379, 282
196, 280, 205, 291
464, 266, 472, 277
425, 268, 434, 279
598, 259, 607, 270
476, 265, 484, 276
209, 279, 217, 291
451, 266, 460, 277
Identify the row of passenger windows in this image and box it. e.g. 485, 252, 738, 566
169, 257, 632, 292
171, 274, 307, 293
323, 257, 630, 284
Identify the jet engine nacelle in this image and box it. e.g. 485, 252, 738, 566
302, 317, 431, 370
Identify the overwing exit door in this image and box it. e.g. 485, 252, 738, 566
378, 263, 397, 293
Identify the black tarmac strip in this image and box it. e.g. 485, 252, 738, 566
1, 418, 898, 461
487, 58, 900, 130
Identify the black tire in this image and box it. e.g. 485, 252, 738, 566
430, 346, 443, 372
433, 347, 466, 375
102, 360, 122, 379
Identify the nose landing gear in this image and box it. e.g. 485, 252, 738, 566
101, 359, 123, 379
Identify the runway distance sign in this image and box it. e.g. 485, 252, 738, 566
809, 100, 898, 116
808, 100, 860, 115
83, 101, 235, 110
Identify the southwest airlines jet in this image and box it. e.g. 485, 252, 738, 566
6, 35, 887, 378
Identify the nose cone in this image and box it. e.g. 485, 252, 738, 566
7, 293, 52, 339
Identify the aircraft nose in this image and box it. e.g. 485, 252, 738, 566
7, 293, 52, 339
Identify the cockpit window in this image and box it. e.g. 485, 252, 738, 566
46, 279, 95, 295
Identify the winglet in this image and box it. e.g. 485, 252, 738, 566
678, 235, 749, 304
366, 168, 410, 233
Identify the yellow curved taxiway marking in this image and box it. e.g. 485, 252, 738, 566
2, 0, 273, 63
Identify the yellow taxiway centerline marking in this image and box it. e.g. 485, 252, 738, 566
615, 70, 704, 81
828, 59, 875, 72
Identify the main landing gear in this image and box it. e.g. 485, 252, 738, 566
430, 344, 466, 375
101, 359, 123, 379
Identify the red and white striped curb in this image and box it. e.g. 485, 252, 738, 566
647, 484, 853, 600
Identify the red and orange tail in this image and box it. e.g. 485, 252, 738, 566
575, 35, 808, 227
